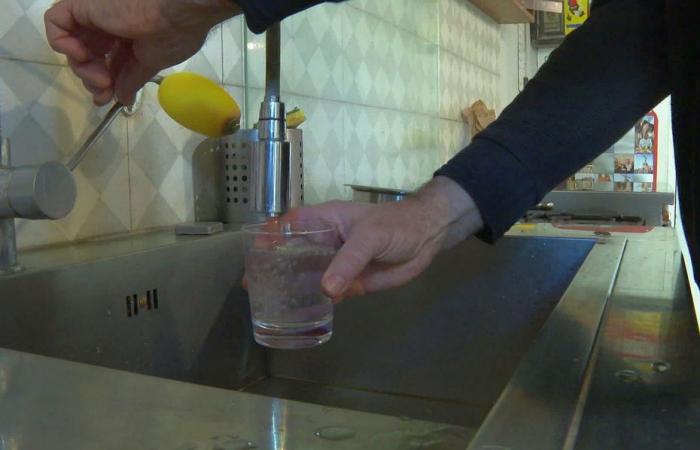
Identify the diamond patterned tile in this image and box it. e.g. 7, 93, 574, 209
55, 168, 101, 240
222, 16, 245, 86
0, 0, 63, 65
1, 59, 130, 248
14, 218, 67, 250
343, 6, 439, 115
346, 0, 439, 44
245, 3, 345, 102
127, 83, 207, 229
344, 103, 441, 191
440, 118, 470, 163
439, 0, 501, 74
440, 49, 498, 121
127, 160, 158, 228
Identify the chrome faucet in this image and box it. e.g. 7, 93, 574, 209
0, 137, 76, 274
251, 22, 293, 217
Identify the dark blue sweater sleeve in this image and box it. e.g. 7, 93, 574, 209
235, 0, 345, 33
435, 0, 670, 242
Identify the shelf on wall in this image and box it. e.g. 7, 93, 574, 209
470, 0, 535, 24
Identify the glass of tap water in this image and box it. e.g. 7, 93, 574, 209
243, 220, 340, 349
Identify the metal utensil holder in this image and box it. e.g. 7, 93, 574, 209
219, 128, 304, 224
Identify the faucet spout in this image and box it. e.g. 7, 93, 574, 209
252, 22, 291, 217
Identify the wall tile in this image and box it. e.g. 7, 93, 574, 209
344, 103, 441, 191
126, 84, 212, 229
126, 83, 242, 230
0, 0, 63, 65
440, 0, 501, 74
222, 17, 245, 86
440, 49, 498, 121
342, 6, 439, 115
346, 0, 439, 44
440, 118, 470, 163
245, 3, 345, 102
1, 59, 130, 248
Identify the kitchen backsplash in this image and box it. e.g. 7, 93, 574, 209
1, 0, 502, 249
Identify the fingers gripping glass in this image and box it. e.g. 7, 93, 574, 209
243, 220, 340, 349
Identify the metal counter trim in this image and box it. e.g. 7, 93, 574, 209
468, 238, 627, 450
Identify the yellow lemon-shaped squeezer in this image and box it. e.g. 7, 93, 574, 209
158, 72, 241, 138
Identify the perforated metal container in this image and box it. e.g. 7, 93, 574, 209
220, 128, 304, 224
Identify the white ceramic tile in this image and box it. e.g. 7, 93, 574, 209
343, 6, 439, 115
439, 0, 501, 73
222, 16, 245, 86
440, 118, 470, 164
440, 50, 498, 121
222, 84, 245, 126
127, 159, 158, 228
127, 83, 204, 230
0, 0, 63, 65
346, 0, 439, 44
14, 219, 68, 250
344, 102, 441, 191
1, 59, 130, 248
55, 169, 101, 240
244, 3, 345, 101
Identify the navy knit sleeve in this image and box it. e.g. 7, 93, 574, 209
435, 0, 670, 242
235, 0, 345, 33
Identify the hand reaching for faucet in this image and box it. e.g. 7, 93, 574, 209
44, 0, 240, 106
283, 177, 484, 301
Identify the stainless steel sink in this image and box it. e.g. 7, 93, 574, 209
0, 229, 604, 448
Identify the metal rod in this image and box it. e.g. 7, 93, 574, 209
65, 77, 161, 172
241, 19, 249, 129
66, 103, 124, 171
0, 138, 21, 274
265, 22, 281, 100
0, 137, 9, 167
0, 218, 19, 273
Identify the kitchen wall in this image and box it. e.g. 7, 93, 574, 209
0, 0, 503, 249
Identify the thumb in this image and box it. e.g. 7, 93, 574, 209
322, 230, 379, 298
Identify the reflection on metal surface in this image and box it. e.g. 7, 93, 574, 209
574, 230, 700, 449
614, 369, 640, 384
0, 436, 20, 450
0, 356, 8, 398
0, 345, 465, 449
467, 238, 626, 450
314, 426, 356, 441
271, 399, 288, 450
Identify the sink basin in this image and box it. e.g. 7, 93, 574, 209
0, 230, 596, 446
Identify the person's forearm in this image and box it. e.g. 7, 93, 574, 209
436, 0, 670, 242
414, 176, 484, 249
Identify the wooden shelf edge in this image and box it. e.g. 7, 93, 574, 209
470, 0, 535, 24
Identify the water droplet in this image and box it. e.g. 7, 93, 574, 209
314, 426, 356, 441
218, 440, 257, 450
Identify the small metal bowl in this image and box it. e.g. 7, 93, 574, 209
347, 185, 411, 204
